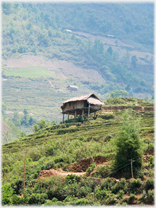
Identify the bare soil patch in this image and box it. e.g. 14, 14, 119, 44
2, 121, 9, 136
38, 168, 86, 180
67, 156, 107, 172
3, 55, 104, 83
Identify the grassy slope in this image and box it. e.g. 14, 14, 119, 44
2, 3, 154, 142
2, 100, 154, 205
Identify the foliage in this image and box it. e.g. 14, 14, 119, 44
86, 162, 95, 175
144, 178, 154, 193
93, 165, 112, 178
112, 178, 128, 194
129, 178, 143, 194
2, 106, 154, 206
131, 55, 137, 68
114, 109, 142, 177
110, 90, 128, 98
2, 185, 14, 205
2, 102, 7, 115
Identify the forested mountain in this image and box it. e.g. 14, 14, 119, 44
2, 2, 154, 142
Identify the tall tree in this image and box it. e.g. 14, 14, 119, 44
114, 109, 142, 177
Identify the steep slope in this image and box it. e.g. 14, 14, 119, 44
2, 101, 154, 205
2, 2, 154, 142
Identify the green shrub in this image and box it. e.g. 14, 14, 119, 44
146, 143, 154, 154
111, 178, 127, 194
54, 156, 64, 163
2, 185, 14, 205
77, 186, 92, 198
99, 114, 114, 120
45, 160, 55, 170
95, 188, 107, 200
146, 190, 154, 203
28, 193, 48, 204
149, 155, 154, 166
70, 199, 93, 205
64, 195, 76, 202
118, 190, 124, 199
65, 174, 79, 184
86, 162, 95, 175
11, 194, 27, 205
128, 194, 135, 204
104, 193, 117, 205
51, 197, 58, 202
11, 179, 23, 195
129, 178, 143, 194
100, 177, 115, 190
28, 149, 41, 161
144, 178, 154, 193
93, 164, 112, 178
139, 190, 154, 204
114, 109, 142, 177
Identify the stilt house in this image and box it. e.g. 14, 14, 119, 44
61, 93, 104, 122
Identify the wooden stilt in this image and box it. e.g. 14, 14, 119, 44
82, 109, 84, 117
63, 113, 64, 123
94, 111, 96, 119
68, 113, 69, 120
74, 111, 77, 118
88, 104, 90, 117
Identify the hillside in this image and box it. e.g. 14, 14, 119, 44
2, 3, 154, 141
2, 100, 154, 205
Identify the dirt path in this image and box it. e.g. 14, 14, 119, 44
38, 168, 86, 179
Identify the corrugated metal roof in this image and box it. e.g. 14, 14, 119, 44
87, 97, 103, 105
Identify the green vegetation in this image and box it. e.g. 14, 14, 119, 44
114, 109, 142, 177
4, 66, 53, 78
2, 101, 154, 205
2, 2, 154, 142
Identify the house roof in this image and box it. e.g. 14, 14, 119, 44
61, 93, 104, 109
87, 97, 103, 105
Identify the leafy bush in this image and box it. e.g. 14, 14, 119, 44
45, 160, 55, 170
99, 114, 114, 120
86, 162, 95, 175
129, 178, 143, 194
95, 188, 107, 200
70, 199, 93, 205
77, 186, 92, 198
128, 194, 135, 204
114, 109, 142, 177
104, 192, 117, 205
139, 190, 154, 204
65, 174, 79, 184
144, 178, 154, 193
149, 156, 154, 166
100, 177, 115, 190
93, 164, 112, 178
147, 143, 154, 154
11, 179, 23, 195
2, 185, 14, 205
28, 193, 48, 204
45, 146, 54, 156
28, 148, 41, 161
64, 195, 76, 202
118, 190, 124, 199
11, 194, 27, 205
112, 178, 127, 194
